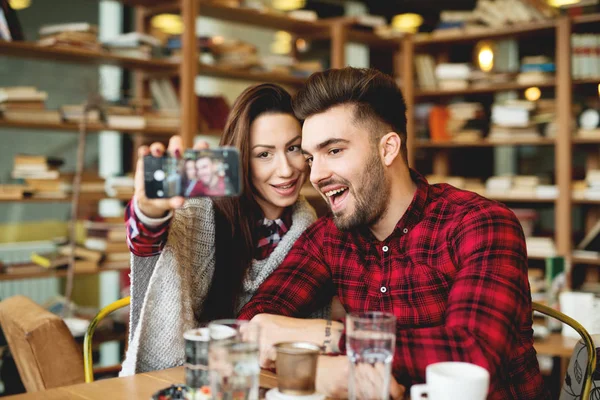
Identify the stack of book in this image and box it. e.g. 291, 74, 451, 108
12, 155, 70, 199
0, 86, 60, 124
426, 175, 486, 194
12, 152, 60, 178
446, 102, 486, 142
211, 38, 258, 69
434, 63, 471, 91
0, 184, 29, 200
489, 100, 541, 141
102, 32, 162, 59
424, 0, 557, 38
485, 174, 556, 199
83, 218, 130, 265
32, 244, 102, 273
37, 22, 101, 52
105, 105, 146, 130
517, 56, 555, 85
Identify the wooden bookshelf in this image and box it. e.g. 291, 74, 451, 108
572, 197, 600, 205
416, 138, 556, 148
572, 254, 600, 266
0, 119, 176, 136
198, 63, 306, 85
0, 41, 177, 72
415, 80, 556, 99
487, 196, 556, 204
573, 77, 600, 86
144, 1, 329, 35
0, 193, 133, 203
572, 13, 600, 25
0, 263, 130, 282
573, 137, 600, 145
346, 30, 401, 48
414, 20, 556, 46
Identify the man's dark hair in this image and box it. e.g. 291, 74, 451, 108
292, 67, 408, 164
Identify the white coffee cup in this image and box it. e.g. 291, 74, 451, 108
410, 362, 490, 400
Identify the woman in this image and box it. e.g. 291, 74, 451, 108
120, 84, 327, 375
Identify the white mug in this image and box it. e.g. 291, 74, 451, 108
410, 362, 490, 400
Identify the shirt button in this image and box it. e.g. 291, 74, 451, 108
382, 245, 389, 252
403, 228, 408, 234
380, 286, 387, 293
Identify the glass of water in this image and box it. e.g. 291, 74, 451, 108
346, 312, 396, 400
208, 319, 260, 400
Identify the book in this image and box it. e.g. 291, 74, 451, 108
14, 154, 64, 167
38, 22, 97, 36
57, 245, 103, 263
577, 219, 600, 252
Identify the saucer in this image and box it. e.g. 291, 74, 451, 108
265, 388, 326, 400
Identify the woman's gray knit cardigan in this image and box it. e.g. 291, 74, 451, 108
120, 196, 327, 376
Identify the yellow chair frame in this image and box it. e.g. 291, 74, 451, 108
83, 296, 131, 383
532, 301, 597, 399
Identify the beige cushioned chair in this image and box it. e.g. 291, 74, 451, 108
0, 295, 85, 392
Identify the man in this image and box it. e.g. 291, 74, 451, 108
238, 67, 548, 399
194, 154, 226, 196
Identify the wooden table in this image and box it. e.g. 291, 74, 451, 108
534, 333, 579, 381
5, 367, 278, 400
4, 335, 578, 399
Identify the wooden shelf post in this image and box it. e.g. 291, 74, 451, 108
181, 0, 199, 148
555, 16, 573, 259
400, 36, 415, 168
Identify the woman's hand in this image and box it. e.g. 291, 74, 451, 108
134, 135, 208, 218
316, 356, 405, 400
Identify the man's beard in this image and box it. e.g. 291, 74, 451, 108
332, 151, 390, 231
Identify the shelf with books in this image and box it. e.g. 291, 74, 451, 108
415, 138, 556, 148
0, 262, 130, 282
573, 78, 600, 86
572, 254, 600, 266
143, 1, 330, 35
487, 195, 556, 204
572, 198, 600, 205
198, 63, 306, 85
413, 20, 556, 47
0, 193, 133, 203
345, 29, 401, 48
572, 13, 600, 25
572, 137, 600, 145
0, 119, 177, 136
0, 41, 178, 72
414, 80, 556, 99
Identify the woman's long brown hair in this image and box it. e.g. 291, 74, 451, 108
199, 83, 295, 322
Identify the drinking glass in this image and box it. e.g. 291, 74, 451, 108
346, 312, 396, 400
208, 319, 260, 400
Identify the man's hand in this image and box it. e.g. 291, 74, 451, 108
316, 356, 405, 399
249, 314, 343, 369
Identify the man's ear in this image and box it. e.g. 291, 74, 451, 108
379, 132, 402, 167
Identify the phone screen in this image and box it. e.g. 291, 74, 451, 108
144, 147, 242, 198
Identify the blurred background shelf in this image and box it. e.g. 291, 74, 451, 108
414, 20, 556, 46
0, 262, 130, 282
0, 119, 176, 136
416, 138, 556, 148
414, 80, 556, 99
0, 41, 177, 72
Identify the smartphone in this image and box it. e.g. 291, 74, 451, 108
144, 147, 242, 198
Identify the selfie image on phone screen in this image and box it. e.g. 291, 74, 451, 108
144, 147, 241, 199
